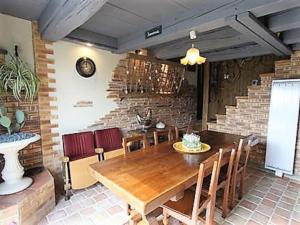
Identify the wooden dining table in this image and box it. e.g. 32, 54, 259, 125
89, 130, 244, 224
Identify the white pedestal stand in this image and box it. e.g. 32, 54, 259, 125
0, 134, 40, 195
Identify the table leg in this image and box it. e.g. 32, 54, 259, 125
129, 210, 159, 225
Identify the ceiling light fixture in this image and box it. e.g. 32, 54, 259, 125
180, 31, 206, 66
86, 42, 93, 47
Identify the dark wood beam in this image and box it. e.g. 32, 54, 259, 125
115, 0, 299, 54
282, 28, 300, 45
203, 44, 272, 62
268, 7, 300, 33
39, 0, 108, 41
0, 49, 8, 55
66, 29, 117, 50
229, 12, 291, 56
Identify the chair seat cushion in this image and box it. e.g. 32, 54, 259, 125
162, 189, 207, 218
69, 152, 96, 161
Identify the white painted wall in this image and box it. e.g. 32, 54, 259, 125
0, 13, 34, 70
53, 41, 124, 135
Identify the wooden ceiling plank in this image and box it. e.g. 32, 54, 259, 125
66, 29, 117, 50
203, 44, 272, 62
292, 43, 300, 51
268, 7, 300, 33
283, 28, 300, 45
115, 0, 298, 54
38, 0, 108, 41
152, 34, 252, 59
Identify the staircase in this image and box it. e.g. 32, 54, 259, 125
206, 57, 299, 167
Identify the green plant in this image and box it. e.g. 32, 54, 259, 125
0, 54, 39, 102
0, 106, 26, 135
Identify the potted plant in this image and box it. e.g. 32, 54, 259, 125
0, 49, 40, 195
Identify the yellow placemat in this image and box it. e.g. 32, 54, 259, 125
173, 142, 211, 154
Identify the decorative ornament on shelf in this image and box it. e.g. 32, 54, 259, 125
136, 108, 152, 132
0, 106, 26, 135
181, 31, 206, 66
0, 45, 39, 102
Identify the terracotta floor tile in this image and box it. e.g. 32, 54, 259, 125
292, 211, 300, 222
234, 206, 252, 219
226, 214, 247, 225
261, 198, 276, 208
251, 211, 270, 224
281, 196, 296, 205
250, 190, 266, 198
265, 192, 280, 202
246, 220, 260, 225
269, 188, 284, 196
256, 204, 274, 216
93, 193, 108, 202
274, 207, 291, 219
270, 214, 289, 225
240, 200, 257, 211
107, 205, 124, 215
47, 210, 67, 222
291, 219, 300, 225
245, 194, 262, 204
277, 201, 294, 211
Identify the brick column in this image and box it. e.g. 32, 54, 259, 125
32, 22, 62, 187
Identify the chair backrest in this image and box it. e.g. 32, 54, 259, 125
62, 131, 95, 161
218, 148, 236, 192
233, 137, 252, 175
153, 128, 172, 145
175, 125, 192, 140
94, 128, 123, 152
123, 134, 148, 153
191, 151, 221, 221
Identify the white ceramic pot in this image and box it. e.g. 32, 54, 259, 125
0, 134, 40, 195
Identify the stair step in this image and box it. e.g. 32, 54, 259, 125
216, 114, 226, 122
259, 73, 275, 79
235, 96, 248, 100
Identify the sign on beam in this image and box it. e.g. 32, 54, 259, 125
145, 25, 162, 39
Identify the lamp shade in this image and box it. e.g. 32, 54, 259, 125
181, 45, 206, 65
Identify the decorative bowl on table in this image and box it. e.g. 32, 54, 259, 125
173, 133, 211, 154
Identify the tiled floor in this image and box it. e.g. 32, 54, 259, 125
40, 168, 300, 225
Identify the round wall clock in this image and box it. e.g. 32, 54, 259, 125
76, 57, 96, 78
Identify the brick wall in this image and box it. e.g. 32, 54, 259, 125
88, 55, 197, 133
207, 51, 300, 174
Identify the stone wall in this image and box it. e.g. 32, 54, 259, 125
88, 55, 197, 133
207, 51, 300, 174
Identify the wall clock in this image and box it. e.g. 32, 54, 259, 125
76, 57, 96, 78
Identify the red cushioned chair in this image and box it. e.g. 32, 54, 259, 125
62, 131, 102, 199
94, 128, 124, 160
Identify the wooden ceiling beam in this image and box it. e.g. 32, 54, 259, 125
268, 7, 300, 33
292, 43, 300, 51
203, 44, 272, 62
229, 12, 291, 56
115, 0, 299, 54
38, 0, 108, 41
66, 29, 117, 50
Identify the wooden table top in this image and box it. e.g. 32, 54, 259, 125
89, 130, 244, 215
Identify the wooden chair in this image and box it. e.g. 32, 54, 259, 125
94, 128, 124, 160
231, 136, 258, 207
62, 131, 102, 199
175, 125, 192, 140
154, 128, 173, 145
123, 134, 148, 153
203, 148, 236, 218
161, 150, 223, 225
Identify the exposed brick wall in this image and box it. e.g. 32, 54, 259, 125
0, 53, 43, 178
88, 55, 197, 133
208, 51, 300, 174
32, 22, 62, 186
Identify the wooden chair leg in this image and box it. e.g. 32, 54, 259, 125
230, 174, 238, 209
238, 172, 245, 200
222, 189, 229, 218
127, 204, 132, 215
163, 208, 169, 225
205, 200, 215, 225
